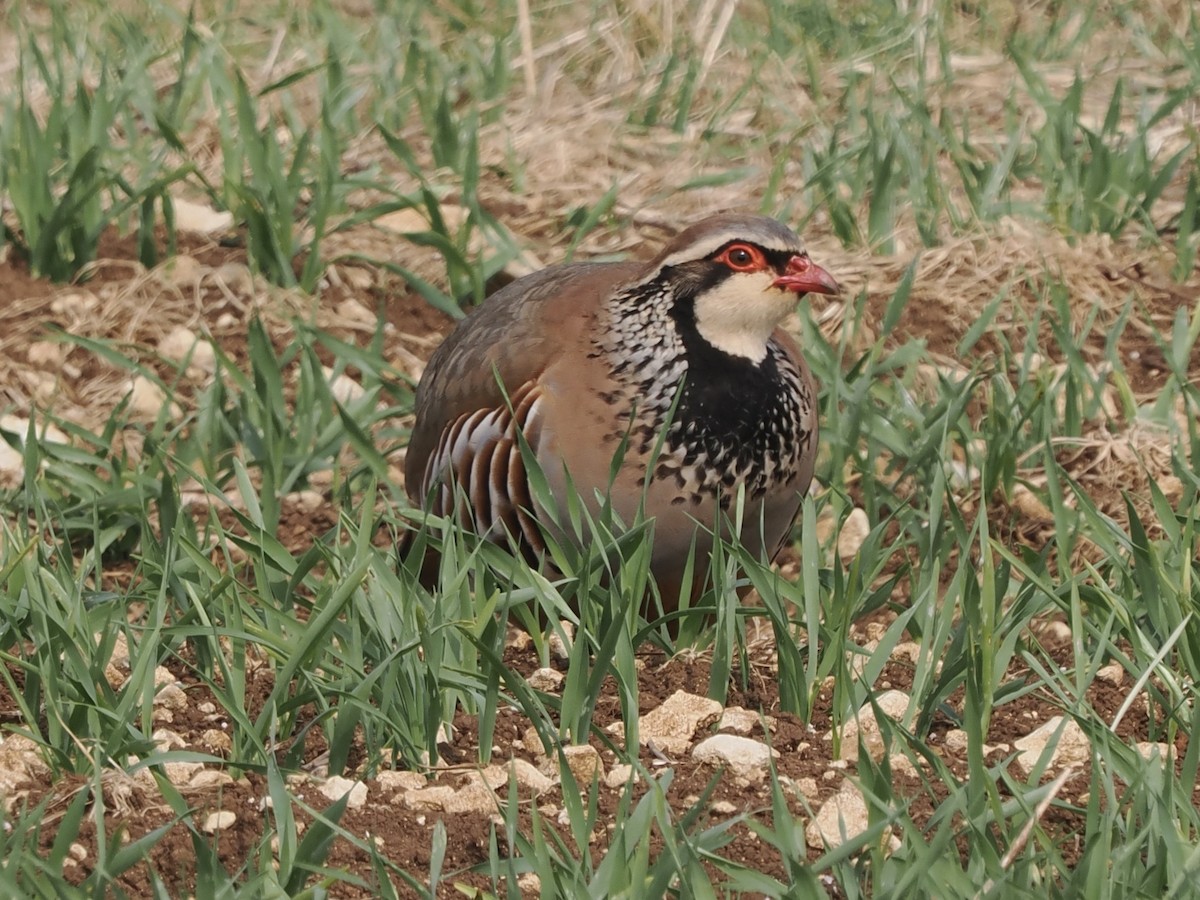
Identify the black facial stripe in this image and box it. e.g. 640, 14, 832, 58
658, 261, 729, 303
704, 240, 798, 272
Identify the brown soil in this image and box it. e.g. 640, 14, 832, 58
0, 223, 1193, 896
2, 626, 1182, 897
2, 638, 1171, 897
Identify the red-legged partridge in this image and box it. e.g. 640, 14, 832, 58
405, 213, 839, 607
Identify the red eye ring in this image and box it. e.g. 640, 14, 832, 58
717, 243, 766, 272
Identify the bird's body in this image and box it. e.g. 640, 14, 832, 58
405, 213, 838, 607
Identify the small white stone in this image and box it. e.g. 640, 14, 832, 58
548, 621, 574, 660
709, 800, 738, 815
559, 744, 603, 785
103, 664, 127, 689
639, 690, 723, 754
1096, 663, 1124, 686
26, 341, 64, 367
890, 642, 922, 665
471, 758, 554, 796
947, 459, 980, 490
202, 810, 237, 833
377, 771, 427, 793
836, 508, 871, 561
805, 781, 869, 850
604, 764, 635, 789
107, 632, 130, 668
163, 761, 205, 786
1011, 485, 1054, 523
171, 197, 234, 235
783, 775, 820, 801
128, 376, 182, 421
22, 369, 51, 402
1135, 741, 1171, 763
717, 706, 775, 735
0, 733, 50, 795
442, 783, 494, 814
507, 757, 556, 794
374, 208, 429, 233
202, 729, 232, 755
154, 255, 205, 289
0, 416, 70, 482
943, 729, 969, 754
288, 490, 325, 514
159, 326, 216, 374
505, 628, 533, 651
154, 684, 187, 711
317, 775, 368, 809
402, 785, 457, 810
522, 726, 547, 758
0, 440, 22, 481
839, 690, 912, 762
50, 291, 98, 317
845, 639, 879, 679
326, 369, 365, 405
864, 622, 888, 643
1014, 716, 1090, 772
335, 297, 377, 327
814, 508, 838, 547
527, 667, 564, 692
153, 729, 187, 751
215, 263, 254, 295
692, 735, 778, 780
189, 770, 235, 789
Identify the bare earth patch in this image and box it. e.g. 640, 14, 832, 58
2, 615, 1187, 897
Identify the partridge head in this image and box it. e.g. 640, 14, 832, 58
405, 212, 839, 608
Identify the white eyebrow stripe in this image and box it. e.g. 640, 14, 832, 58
649, 233, 803, 275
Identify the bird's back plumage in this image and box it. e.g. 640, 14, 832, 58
405, 213, 837, 607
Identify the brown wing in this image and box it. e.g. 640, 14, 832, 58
414, 379, 547, 554
404, 261, 643, 537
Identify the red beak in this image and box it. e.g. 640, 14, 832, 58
773, 254, 840, 295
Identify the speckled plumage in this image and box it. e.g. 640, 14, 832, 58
405, 213, 838, 606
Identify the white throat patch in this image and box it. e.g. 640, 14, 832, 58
692, 272, 792, 364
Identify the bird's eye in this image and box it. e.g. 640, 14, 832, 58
719, 243, 764, 271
